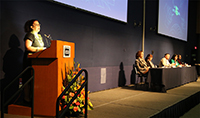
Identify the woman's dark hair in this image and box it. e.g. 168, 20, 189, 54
171, 54, 178, 60
24, 19, 38, 33
136, 50, 143, 59
145, 54, 153, 62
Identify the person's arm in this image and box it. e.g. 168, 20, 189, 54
136, 59, 142, 70
146, 60, 150, 67
177, 60, 182, 65
161, 58, 166, 66
25, 39, 44, 52
169, 59, 176, 67
176, 61, 180, 66
136, 59, 149, 74
171, 59, 175, 64
159, 59, 163, 67
161, 58, 170, 67
149, 61, 154, 68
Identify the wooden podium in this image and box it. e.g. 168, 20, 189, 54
28, 40, 75, 116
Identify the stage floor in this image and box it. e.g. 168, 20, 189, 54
88, 77, 200, 118
1, 77, 200, 118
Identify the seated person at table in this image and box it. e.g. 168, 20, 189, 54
177, 54, 182, 65
159, 53, 171, 67
135, 50, 149, 75
170, 54, 180, 67
145, 54, 155, 68
177, 54, 190, 67
177, 54, 185, 66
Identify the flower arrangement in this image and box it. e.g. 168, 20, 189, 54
61, 62, 93, 116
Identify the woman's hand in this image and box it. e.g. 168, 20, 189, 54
25, 39, 46, 52
36, 47, 46, 52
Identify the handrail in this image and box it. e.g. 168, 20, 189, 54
1, 66, 34, 118
56, 69, 88, 118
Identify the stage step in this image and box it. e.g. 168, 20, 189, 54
8, 104, 31, 116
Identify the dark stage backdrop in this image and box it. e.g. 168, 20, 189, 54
0, 0, 198, 92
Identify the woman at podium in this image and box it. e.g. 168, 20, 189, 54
24, 19, 46, 52
23, 19, 46, 103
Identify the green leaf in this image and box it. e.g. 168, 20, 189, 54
67, 75, 72, 82
77, 97, 82, 103
69, 105, 74, 109
88, 105, 93, 110
80, 103, 84, 108
62, 86, 65, 90
77, 106, 81, 112
69, 98, 72, 102
65, 96, 68, 102
73, 82, 77, 86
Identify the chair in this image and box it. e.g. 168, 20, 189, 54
133, 64, 146, 84
133, 64, 148, 90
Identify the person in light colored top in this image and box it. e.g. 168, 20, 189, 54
145, 54, 155, 68
159, 53, 171, 67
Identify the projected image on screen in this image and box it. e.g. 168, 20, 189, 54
158, 0, 189, 41
53, 0, 128, 22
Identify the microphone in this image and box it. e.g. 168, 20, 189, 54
44, 34, 53, 40
44, 34, 52, 48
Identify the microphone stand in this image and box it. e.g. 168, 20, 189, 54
44, 34, 52, 48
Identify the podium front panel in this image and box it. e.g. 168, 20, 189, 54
29, 40, 75, 116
